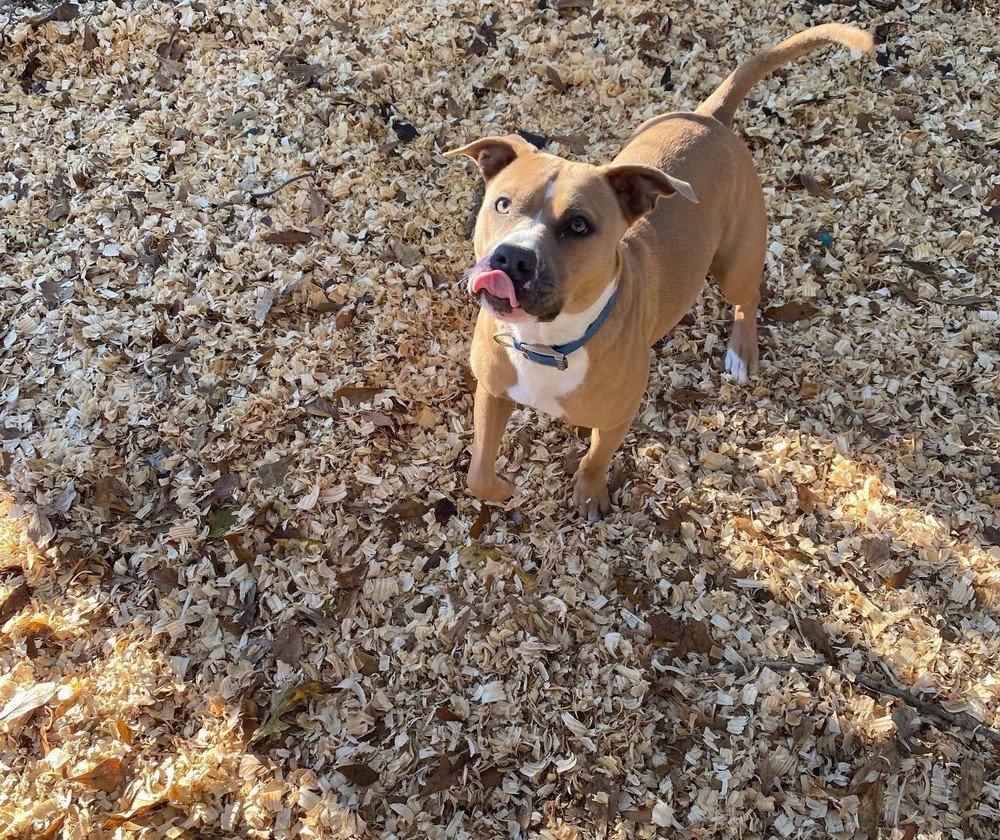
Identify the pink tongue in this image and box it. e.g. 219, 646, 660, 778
470, 269, 518, 308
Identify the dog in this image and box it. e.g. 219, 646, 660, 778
446, 24, 874, 521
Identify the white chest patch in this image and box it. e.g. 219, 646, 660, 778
507, 347, 588, 419
499, 282, 616, 418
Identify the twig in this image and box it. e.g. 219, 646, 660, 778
716, 659, 1000, 745
248, 172, 315, 202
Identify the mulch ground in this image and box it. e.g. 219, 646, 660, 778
1, 1, 998, 838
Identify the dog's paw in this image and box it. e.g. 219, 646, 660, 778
724, 348, 750, 385
468, 472, 515, 504
572, 474, 611, 522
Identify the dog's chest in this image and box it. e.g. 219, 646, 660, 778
506, 349, 588, 419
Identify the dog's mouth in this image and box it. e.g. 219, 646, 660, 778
468, 268, 529, 322
467, 267, 561, 323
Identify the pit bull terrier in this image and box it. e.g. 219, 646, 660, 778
447, 24, 874, 521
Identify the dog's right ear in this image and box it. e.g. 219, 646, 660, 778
444, 135, 538, 182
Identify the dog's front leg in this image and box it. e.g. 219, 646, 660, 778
468, 382, 516, 503
572, 420, 631, 522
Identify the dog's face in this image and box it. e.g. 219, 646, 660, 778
447, 135, 697, 324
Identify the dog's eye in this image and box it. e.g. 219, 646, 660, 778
495, 197, 511, 214
565, 216, 591, 236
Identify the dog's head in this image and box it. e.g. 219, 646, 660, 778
446, 134, 697, 323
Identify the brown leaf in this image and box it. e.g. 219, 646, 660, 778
274, 624, 304, 664
360, 410, 394, 428
335, 305, 357, 329
82, 22, 98, 51
884, 564, 912, 589
387, 499, 430, 519
308, 188, 326, 219
258, 453, 295, 487
37, 815, 65, 840
69, 757, 125, 792
421, 750, 471, 796
799, 616, 838, 664
115, 718, 134, 746
263, 228, 312, 245
856, 112, 875, 133
651, 503, 689, 538
545, 66, 566, 92
302, 397, 339, 419
764, 302, 820, 322
861, 537, 891, 565
335, 386, 382, 405
336, 561, 369, 590
470, 504, 491, 540
434, 706, 466, 723
0, 582, 32, 626
857, 776, 884, 836
340, 763, 379, 786
796, 483, 820, 514
613, 572, 651, 608
798, 381, 820, 398
790, 173, 834, 199
249, 680, 329, 744
902, 258, 942, 279
91, 475, 132, 513
662, 387, 707, 406
647, 613, 685, 644
892, 106, 917, 124
434, 498, 457, 525
958, 760, 984, 810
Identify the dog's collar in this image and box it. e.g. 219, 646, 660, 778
492, 290, 618, 371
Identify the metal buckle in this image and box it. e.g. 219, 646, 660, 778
522, 346, 568, 370
493, 332, 569, 370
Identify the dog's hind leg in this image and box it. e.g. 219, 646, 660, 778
711, 219, 766, 385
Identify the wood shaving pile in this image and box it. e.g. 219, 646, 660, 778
1, 1, 998, 838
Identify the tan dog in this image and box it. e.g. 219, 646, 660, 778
447, 24, 874, 521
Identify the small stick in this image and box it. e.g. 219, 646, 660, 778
248, 172, 315, 202
715, 660, 1000, 745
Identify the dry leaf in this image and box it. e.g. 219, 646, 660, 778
335, 386, 382, 405
0, 681, 59, 727
861, 537, 891, 565
470, 504, 492, 540
857, 776, 884, 836
250, 680, 328, 744
69, 757, 125, 792
274, 623, 304, 664
421, 749, 472, 796
0, 582, 32, 626
958, 760, 984, 810
796, 483, 820, 514
434, 706, 466, 723
799, 616, 839, 664
263, 229, 312, 245
340, 763, 379, 786
258, 453, 296, 488
764, 302, 820, 322
884, 564, 912, 589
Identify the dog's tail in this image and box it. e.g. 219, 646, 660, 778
695, 24, 874, 127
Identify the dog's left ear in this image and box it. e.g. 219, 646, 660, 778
602, 164, 698, 223
444, 134, 540, 182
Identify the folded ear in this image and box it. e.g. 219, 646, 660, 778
444, 134, 539, 182
602, 163, 698, 223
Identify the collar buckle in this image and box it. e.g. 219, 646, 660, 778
493, 332, 569, 370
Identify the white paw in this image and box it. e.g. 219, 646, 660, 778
724, 348, 749, 385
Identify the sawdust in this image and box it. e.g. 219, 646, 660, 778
1, 1, 998, 838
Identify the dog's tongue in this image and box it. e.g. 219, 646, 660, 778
470, 269, 518, 308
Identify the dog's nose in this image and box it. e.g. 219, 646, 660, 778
490, 244, 537, 286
